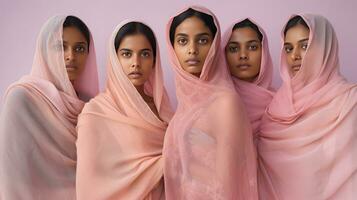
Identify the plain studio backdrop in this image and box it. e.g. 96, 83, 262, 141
1, 0, 356, 108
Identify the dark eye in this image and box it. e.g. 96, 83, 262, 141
177, 38, 187, 45
248, 44, 258, 50
75, 45, 86, 53
198, 38, 208, 44
121, 51, 131, 57
284, 46, 292, 53
301, 43, 308, 50
141, 51, 151, 57
228, 45, 238, 53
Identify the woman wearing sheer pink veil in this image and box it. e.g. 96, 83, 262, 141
223, 18, 275, 140
0, 15, 99, 199
76, 20, 173, 200
163, 6, 258, 199
258, 14, 357, 200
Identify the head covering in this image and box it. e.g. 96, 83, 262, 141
0, 15, 99, 199
222, 18, 275, 136
258, 14, 357, 199
163, 6, 258, 199
76, 20, 173, 200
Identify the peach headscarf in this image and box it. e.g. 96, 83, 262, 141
258, 14, 357, 200
76, 20, 173, 200
163, 6, 258, 199
222, 18, 275, 137
0, 15, 99, 200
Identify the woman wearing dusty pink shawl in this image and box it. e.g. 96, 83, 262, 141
163, 6, 258, 199
76, 20, 173, 200
258, 14, 357, 200
222, 18, 275, 138
0, 15, 99, 199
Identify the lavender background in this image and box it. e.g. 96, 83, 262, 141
1, 0, 356, 107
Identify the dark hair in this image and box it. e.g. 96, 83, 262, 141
232, 19, 263, 42
63, 16, 90, 49
169, 8, 217, 45
114, 22, 157, 58
284, 16, 309, 36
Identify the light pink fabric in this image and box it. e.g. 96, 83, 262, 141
258, 14, 357, 200
76, 20, 173, 200
222, 18, 275, 137
0, 15, 99, 200
163, 6, 258, 199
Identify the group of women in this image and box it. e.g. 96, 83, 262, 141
0, 5, 355, 200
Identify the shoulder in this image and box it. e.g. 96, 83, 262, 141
3, 85, 34, 108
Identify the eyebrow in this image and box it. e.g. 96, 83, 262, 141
228, 40, 259, 45
175, 32, 211, 37
63, 41, 87, 45
119, 48, 152, 52
119, 48, 132, 52
284, 38, 309, 46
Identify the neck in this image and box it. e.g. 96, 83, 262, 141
136, 85, 148, 100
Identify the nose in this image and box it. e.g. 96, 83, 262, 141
64, 48, 75, 61
239, 49, 248, 60
291, 48, 301, 61
188, 42, 198, 55
131, 54, 141, 68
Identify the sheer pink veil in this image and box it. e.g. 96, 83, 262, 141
76, 19, 173, 199
163, 6, 258, 199
258, 14, 357, 199
0, 15, 99, 199
222, 18, 274, 135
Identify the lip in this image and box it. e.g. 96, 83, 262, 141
66, 65, 77, 71
291, 64, 301, 71
185, 58, 200, 66
128, 71, 143, 79
236, 63, 251, 70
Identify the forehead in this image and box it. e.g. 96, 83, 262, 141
229, 27, 260, 43
119, 33, 152, 50
175, 16, 212, 36
62, 26, 87, 42
284, 24, 310, 43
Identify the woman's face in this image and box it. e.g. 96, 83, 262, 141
225, 27, 262, 82
117, 33, 154, 88
284, 24, 310, 77
173, 16, 214, 77
63, 26, 89, 82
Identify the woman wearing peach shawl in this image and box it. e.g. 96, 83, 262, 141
222, 18, 275, 138
258, 14, 357, 200
163, 6, 258, 199
76, 20, 173, 200
0, 15, 99, 199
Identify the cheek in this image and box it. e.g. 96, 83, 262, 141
78, 54, 89, 69
200, 46, 211, 58
174, 47, 186, 61
226, 53, 238, 67
120, 60, 132, 74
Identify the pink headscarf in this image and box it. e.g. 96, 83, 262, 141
222, 18, 275, 137
163, 6, 258, 199
258, 14, 357, 200
0, 15, 99, 199
76, 20, 173, 200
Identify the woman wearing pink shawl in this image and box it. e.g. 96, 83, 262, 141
163, 6, 258, 199
76, 21, 173, 200
258, 14, 357, 199
223, 18, 275, 138
0, 15, 99, 199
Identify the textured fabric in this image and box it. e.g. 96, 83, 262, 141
0, 15, 99, 200
163, 6, 258, 200
76, 20, 173, 200
258, 14, 357, 200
